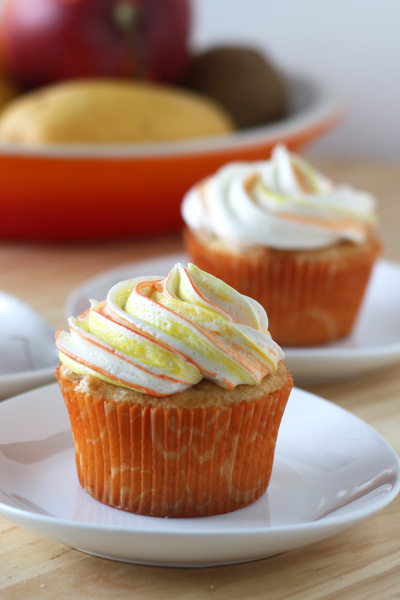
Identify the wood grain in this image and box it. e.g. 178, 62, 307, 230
1, 158, 400, 599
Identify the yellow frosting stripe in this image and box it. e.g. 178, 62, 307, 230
255, 179, 376, 224
87, 308, 199, 381
151, 290, 276, 373
56, 263, 284, 396
121, 296, 259, 386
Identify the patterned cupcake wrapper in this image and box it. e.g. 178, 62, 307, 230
184, 228, 381, 346
56, 366, 293, 517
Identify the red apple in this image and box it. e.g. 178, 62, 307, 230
0, 0, 191, 88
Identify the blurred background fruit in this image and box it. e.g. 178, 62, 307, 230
0, 79, 234, 143
0, 0, 191, 88
183, 46, 287, 129
0, 0, 343, 241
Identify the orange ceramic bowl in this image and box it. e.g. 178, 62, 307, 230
0, 73, 342, 241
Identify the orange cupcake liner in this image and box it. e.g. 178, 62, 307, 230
56, 366, 293, 518
184, 228, 381, 346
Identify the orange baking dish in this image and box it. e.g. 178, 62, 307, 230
0, 73, 342, 240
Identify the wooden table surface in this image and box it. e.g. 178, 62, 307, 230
0, 158, 399, 599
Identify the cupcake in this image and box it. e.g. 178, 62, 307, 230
55, 263, 293, 517
182, 145, 381, 347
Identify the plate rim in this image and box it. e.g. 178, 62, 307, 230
0, 383, 399, 539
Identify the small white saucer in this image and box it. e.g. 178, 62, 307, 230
0, 383, 398, 567
66, 255, 400, 386
0, 366, 56, 402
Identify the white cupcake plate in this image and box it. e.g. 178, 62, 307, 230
66, 255, 400, 385
0, 383, 398, 567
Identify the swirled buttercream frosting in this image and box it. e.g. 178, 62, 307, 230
181, 145, 377, 250
56, 263, 284, 397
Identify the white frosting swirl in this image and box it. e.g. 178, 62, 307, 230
56, 263, 284, 397
181, 145, 377, 250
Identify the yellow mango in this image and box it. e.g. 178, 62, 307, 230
0, 78, 235, 144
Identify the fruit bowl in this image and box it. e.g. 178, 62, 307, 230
0, 72, 342, 241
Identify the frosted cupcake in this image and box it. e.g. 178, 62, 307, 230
56, 263, 293, 517
182, 145, 381, 346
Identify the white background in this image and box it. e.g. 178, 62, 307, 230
192, 0, 400, 158
0, 0, 398, 158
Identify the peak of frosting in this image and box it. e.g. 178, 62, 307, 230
181, 145, 377, 250
56, 263, 284, 397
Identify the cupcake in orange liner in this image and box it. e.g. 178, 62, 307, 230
55, 263, 293, 518
181, 145, 381, 347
